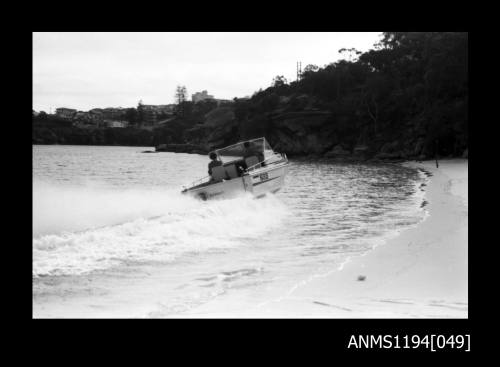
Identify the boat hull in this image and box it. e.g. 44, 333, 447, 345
248, 164, 288, 198
184, 176, 248, 200
183, 162, 288, 200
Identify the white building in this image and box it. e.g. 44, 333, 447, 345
105, 120, 128, 128
55, 107, 77, 119
192, 90, 215, 103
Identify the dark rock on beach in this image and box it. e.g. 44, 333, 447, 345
155, 143, 208, 154
324, 144, 351, 158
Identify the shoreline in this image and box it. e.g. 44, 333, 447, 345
180, 159, 468, 318
32, 144, 464, 163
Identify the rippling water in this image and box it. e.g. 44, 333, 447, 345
32, 145, 428, 317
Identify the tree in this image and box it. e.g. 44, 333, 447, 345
175, 85, 188, 117
303, 64, 319, 74
272, 75, 288, 88
137, 100, 145, 124
261, 93, 280, 112
124, 108, 138, 125
175, 85, 188, 105
339, 48, 362, 62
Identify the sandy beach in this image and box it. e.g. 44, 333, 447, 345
181, 159, 468, 318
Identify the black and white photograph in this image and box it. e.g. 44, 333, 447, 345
32, 32, 468, 324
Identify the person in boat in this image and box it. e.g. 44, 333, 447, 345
242, 141, 265, 168
208, 152, 223, 179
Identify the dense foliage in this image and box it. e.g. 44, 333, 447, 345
32, 114, 155, 146
229, 32, 468, 158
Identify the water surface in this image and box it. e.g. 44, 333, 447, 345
33, 145, 427, 317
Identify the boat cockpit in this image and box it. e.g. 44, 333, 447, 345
182, 137, 287, 191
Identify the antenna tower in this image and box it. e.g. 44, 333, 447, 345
296, 61, 302, 81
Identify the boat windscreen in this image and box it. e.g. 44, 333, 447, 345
214, 137, 274, 163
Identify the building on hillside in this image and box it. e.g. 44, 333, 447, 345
88, 109, 105, 127
153, 104, 175, 114
104, 120, 128, 128
102, 107, 126, 120
215, 99, 233, 106
235, 96, 251, 101
192, 91, 233, 106
55, 108, 77, 119
192, 90, 215, 103
74, 111, 91, 123
74, 111, 105, 127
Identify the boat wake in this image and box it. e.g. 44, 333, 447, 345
33, 183, 288, 278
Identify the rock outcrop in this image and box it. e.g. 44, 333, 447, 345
324, 144, 351, 158
155, 143, 208, 154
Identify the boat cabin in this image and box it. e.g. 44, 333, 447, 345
209, 137, 279, 181
181, 137, 289, 198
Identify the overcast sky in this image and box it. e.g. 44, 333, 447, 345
33, 32, 382, 112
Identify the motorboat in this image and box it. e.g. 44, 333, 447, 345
181, 137, 289, 200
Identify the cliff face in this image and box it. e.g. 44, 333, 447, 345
179, 104, 448, 161
182, 108, 339, 156
183, 107, 239, 152
267, 111, 335, 155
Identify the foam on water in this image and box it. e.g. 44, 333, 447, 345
33, 147, 431, 317
33, 183, 288, 277
33, 182, 199, 236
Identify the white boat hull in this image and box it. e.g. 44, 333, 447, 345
183, 162, 288, 200
248, 164, 288, 198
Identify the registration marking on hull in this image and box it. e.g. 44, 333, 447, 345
252, 176, 280, 186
